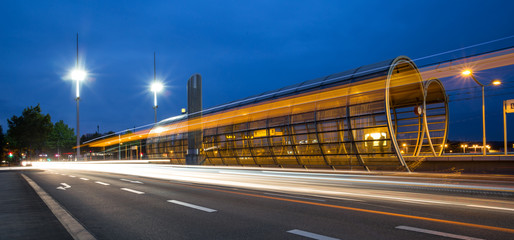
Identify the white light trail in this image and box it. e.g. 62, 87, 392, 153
33, 163, 514, 213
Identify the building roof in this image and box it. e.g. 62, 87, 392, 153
203, 58, 395, 114
157, 57, 402, 127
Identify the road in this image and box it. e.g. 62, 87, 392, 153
19, 163, 514, 239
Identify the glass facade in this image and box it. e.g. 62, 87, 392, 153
89, 56, 449, 172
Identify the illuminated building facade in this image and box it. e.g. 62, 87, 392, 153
143, 56, 449, 171
87, 56, 449, 171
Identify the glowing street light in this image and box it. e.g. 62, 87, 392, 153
460, 144, 468, 153
151, 81, 163, 123
70, 33, 88, 161
151, 81, 164, 93
461, 69, 501, 156
71, 69, 87, 98
150, 52, 164, 123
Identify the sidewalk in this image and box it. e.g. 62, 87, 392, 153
0, 170, 72, 240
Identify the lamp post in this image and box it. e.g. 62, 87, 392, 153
70, 33, 87, 161
150, 52, 163, 123
151, 81, 163, 123
461, 70, 501, 156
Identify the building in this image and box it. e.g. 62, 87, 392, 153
85, 56, 449, 171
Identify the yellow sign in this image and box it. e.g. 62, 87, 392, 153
253, 129, 267, 138
506, 99, 514, 113
253, 128, 281, 137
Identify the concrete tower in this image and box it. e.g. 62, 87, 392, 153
186, 74, 202, 165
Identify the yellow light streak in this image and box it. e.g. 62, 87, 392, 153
85, 48, 514, 148
174, 181, 514, 234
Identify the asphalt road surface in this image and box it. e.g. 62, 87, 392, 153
16, 164, 514, 239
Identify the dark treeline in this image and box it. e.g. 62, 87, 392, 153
0, 104, 110, 164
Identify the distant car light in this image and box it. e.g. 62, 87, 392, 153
21, 161, 32, 167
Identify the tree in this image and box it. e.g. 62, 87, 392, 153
7, 104, 53, 158
47, 120, 76, 155
81, 132, 102, 144
0, 125, 4, 162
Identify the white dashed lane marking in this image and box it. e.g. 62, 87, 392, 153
120, 188, 145, 195
95, 181, 110, 186
287, 229, 339, 240
120, 178, 143, 184
396, 226, 483, 240
167, 200, 217, 213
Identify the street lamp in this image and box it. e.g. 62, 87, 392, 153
70, 33, 87, 161
461, 69, 501, 156
460, 144, 468, 153
150, 52, 164, 123
151, 81, 163, 123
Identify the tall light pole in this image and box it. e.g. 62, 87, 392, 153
151, 81, 163, 123
70, 33, 87, 161
461, 70, 501, 156
151, 52, 163, 123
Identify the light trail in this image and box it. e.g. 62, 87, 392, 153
170, 178, 514, 234
33, 163, 514, 234
219, 170, 514, 192
82, 47, 514, 149
34, 163, 514, 214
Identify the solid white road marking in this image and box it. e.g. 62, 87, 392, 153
69, 175, 76, 178
287, 229, 340, 240
21, 174, 96, 240
95, 181, 110, 186
120, 178, 143, 184
120, 188, 145, 194
56, 183, 71, 191
396, 226, 484, 240
167, 200, 217, 213
79, 178, 89, 181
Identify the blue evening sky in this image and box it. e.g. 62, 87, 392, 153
1, 0, 513, 141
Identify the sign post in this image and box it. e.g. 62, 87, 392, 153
504, 99, 514, 155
